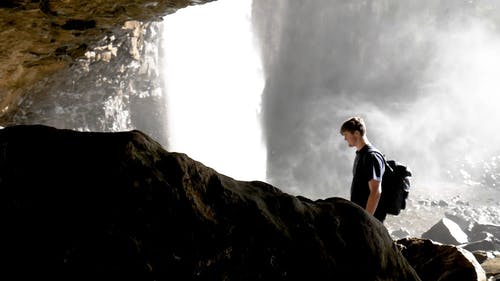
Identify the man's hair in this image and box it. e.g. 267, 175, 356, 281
340, 116, 366, 136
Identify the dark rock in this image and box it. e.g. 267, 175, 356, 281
0, 0, 23, 8
397, 237, 487, 281
461, 233, 500, 252
0, 125, 421, 280
391, 228, 411, 239
61, 19, 97, 31
471, 223, 500, 241
472, 251, 495, 264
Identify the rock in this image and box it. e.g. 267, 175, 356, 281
446, 212, 474, 232
471, 223, 500, 241
0, 125, 421, 280
439, 200, 449, 207
473, 251, 496, 264
422, 217, 469, 245
0, 0, 215, 121
461, 232, 500, 253
397, 237, 487, 281
481, 257, 500, 280
391, 228, 411, 239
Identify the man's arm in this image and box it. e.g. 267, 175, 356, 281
365, 179, 382, 214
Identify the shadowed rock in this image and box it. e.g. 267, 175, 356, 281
0, 125, 420, 280
423, 214, 500, 253
470, 223, 500, 242
397, 237, 486, 281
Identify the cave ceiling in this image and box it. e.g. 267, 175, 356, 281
0, 0, 215, 123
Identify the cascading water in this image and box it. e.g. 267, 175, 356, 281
160, 0, 266, 182
252, 0, 500, 197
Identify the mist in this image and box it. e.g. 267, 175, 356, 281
251, 0, 500, 199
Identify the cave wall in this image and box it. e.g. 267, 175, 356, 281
0, 0, 216, 124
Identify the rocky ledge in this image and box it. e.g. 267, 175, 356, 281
0, 124, 493, 280
0, 0, 214, 121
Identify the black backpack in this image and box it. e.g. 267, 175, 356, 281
367, 149, 412, 216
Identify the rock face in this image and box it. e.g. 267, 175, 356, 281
0, 0, 214, 122
412, 211, 500, 280
0, 124, 421, 280
397, 238, 487, 281
481, 257, 500, 280
421, 217, 469, 245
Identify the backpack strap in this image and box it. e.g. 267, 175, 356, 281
364, 147, 393, 173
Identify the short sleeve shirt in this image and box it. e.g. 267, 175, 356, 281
350, 144, 385, 210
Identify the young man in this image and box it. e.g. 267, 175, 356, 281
340, 116, 387, 222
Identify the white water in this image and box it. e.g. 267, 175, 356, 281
161, 0, 266, 181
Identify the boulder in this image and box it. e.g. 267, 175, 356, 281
445, 212, 474, 233
422, 217, 469, 245
472, 251, 496, 264
470, 223, 500, 241
480, 256, 500, 280
461, 233, 500, 252
391, 228, 411, 239
0, 125, 421, 280
397, 237, 486, 281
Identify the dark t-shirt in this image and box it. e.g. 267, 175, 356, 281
350, 144, 386, 221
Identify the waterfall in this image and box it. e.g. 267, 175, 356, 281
252, 0, 500, 199
161, 0, 266, 182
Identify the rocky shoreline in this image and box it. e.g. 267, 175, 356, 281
386, 184, 500, 280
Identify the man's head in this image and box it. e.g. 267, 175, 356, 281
340, 117, 366, 148
340, 116, 366, 136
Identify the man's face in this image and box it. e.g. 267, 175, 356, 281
342, 131, 359, 147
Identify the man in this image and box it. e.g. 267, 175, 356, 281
340, 116, 387, 222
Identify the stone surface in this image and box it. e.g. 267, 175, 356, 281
397, 237, 487, 281
0, 124, 421, 280
422, 217, 469, 245
1, 19, 168, 142
481, 257, 500, 280
0, 0, 214, 122
417, 211, 500, 279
